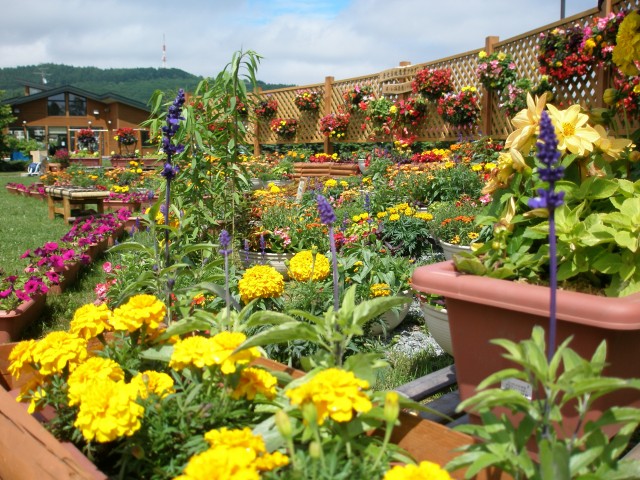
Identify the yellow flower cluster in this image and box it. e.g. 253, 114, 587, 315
288, 250, 330, 282
286, 368, 372, 424
370, 283, 392, 297
231, 367, 278, 400
238, 265, 285, 304
67, 356, 125, 406
169, 331, 261, 374
384, 460, 452, 480
175, 427, 289, 480
324, 178, 337, 189
73, 378, 144, 443
69, 303, 112, 339
110, 294, 166, 332
352, 212, 369, 222
612, 10, 640, 76
130, 370, 175, 399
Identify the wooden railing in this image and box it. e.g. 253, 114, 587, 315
249, 0, 639, 154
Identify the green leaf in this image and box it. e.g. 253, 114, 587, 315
236, 322, 320, 351
539, 439, 571, 480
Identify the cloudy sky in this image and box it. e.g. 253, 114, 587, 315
2, 0, 599, 86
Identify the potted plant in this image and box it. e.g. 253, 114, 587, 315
475, 50, 517, 92
294, 89, 321, 112
113, 127, 137, 156
269, 117, 298, 140
437, 87, 481, 130
411, 94, 640, 434
342, 83, 375, 112
319, 109, 351, 140
0, 273, 49, 343
428, 197, 484, 260
76, 129, 97, 153
254, 96, 278, 119
412, 67, 455, 101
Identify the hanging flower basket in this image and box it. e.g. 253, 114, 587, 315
269, 118, 298, 140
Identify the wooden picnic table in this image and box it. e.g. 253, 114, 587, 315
44, 186, 110, 224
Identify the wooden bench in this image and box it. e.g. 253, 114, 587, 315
44, 186, 110, 224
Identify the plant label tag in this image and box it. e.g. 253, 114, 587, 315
295, 178, 307, 202
501, 378, 533, 400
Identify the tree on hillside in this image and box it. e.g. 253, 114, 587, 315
0, 90, 16, 157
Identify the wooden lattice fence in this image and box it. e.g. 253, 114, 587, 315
249, 0, 639, 153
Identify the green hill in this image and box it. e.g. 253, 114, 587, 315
0, 64, 294, 105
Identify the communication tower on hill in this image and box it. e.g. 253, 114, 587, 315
162, 34, 167, 69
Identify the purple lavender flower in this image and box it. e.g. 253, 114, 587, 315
316, 194, 336, 225
244, 239, 250, 264
219, 229, 232, 256
528, 111, 565, 211
161, 162, 179, 181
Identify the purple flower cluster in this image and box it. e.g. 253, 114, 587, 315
161, 89, 186, 160
528, 111, 565, 211
0, 274, 49, 308
219, 229, 232, 256
316, 194, 336, 225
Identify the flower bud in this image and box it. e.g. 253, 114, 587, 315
302, 402, 318, 425
309, 441, 322, 459
275, 409, 292, 439
383, 391, 400, 423
603, 88, 618, 106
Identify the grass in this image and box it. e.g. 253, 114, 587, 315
0, 173, 109, 338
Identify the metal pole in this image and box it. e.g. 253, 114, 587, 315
560, 0, 566, 19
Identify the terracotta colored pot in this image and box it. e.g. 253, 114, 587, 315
109, 157, 139, 169
411, 261, 640, 434
84, 239, 109, 262
0, 295, 46, 344
49, 262, 83, 295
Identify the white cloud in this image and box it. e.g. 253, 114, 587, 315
1, 0, 600, 85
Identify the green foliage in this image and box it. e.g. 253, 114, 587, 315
447, 326, 640, 479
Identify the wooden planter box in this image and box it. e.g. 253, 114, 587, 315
109, 157, 139, 169
292, 162, 360, 179
69, 158, 102, 167
142, 158, 163, 169
0, 295, 46, 344
0, 349, 506, 480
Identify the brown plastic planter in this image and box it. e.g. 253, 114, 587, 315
411, 261, 640, 435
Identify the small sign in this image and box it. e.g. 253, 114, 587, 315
501, 378, 533, 400
378, 66, 413, 82
295, 178, 307, 202
381, 82, 413, 95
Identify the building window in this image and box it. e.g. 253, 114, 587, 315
68, 94, 87, 116
47, 93, 66, 116
140, 130, 154, 147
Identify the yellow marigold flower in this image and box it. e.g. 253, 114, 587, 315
70, 303, 112, 340
253, 451, 290, 471
383, 460, 452, 480
31, 331, 88, 376
174, 447, 259, 480
131, 370, 175, 399
74, 378, 144, 443
404, 207, 414, 216
210, 331, 260, 374
471, 164, 482, 172
324, 179, 337, 189
484, 162, 496, 171
339, 181, 348, 188
377, 211, 388, 218
370, 283, 392, 297
16, 374, 47, 414
8, 339, 37, 380
238, 265, 285, 304
110, 294, 166, 332
289, 250, 331, 281
205, 427, 265, 452
389, 213, 400, 221
396, 203, 409, 211
67, 357, 124, 406
169, 335, 215, 370
286, 368, 372, 424
231, 367, 278, 400
267, 183, 281, 193
415, 212, 433, 221
387, 207, 398, 214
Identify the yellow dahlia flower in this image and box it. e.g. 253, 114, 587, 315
612, 10, 640, 76
238, 265, 285, 304
110, 294, 166, 332
546, 103, 600, 156
288, 250, 330, 282
286, 368, 372, 424
505, 93, 548, 153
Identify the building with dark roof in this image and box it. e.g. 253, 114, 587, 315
3, 84, 152, 157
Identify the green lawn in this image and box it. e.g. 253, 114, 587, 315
0, 173, 109, 338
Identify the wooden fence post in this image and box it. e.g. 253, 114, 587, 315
253, 87, 262, 156
482, 36, 499, 137
323, 76, 334, 155
594, 0, 614, 108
